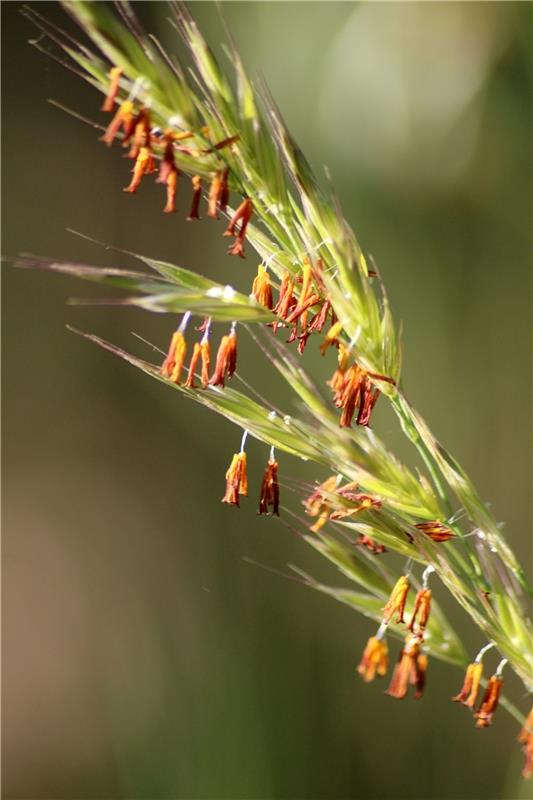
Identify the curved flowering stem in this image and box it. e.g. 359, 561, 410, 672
19, 0, 533, 773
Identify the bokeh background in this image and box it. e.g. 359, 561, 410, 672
2, 2, 532, 799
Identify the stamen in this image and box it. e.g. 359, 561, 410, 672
200, 337, 211, 388
101, 66, 122, 112
178, 311, 192, 333
187, 175, 202, 221
101, 99, 134, 146
223, 198, 253, 258
251, 264, 274, 309
160, 317, 190, 384
357, 634, 389, 683
474, 670, 504, 728
415, 522, 455, 542
375, 621, 388, 640
184, 342, 202, 388
474, 642, 495, 663
222, 449, 248, 507
382, 575, 410, 625
385, 634, 427, 700
258, 450, 280, 516
422, 565, 435, 588
123, 145, 155, 193
201, 318, 211, 344
495, 658, 508, 678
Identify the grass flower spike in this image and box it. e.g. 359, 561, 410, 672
17, 0, 533, 781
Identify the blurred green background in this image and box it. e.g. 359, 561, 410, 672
2, 2, 532, 799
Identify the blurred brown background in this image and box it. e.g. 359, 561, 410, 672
2, 2, 532, 799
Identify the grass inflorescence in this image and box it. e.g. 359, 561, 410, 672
17, 0, 533, 779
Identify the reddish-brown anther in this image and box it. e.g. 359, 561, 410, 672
203, 133, 240, 153
337, 364, 364, 427
252, 265, 273, 309
308, 300, 331, 333
219, 167, 230, 213
258, 457, 280, 516
273, 273, 296, 322
355, 535, 387, 554
415, 521, 455, 542
297, 330, 311, 355
162, 169, 177, 214
356, 376, 380, 426
207, 167, 229, 218
223, 198, 252, 258
304, 475, 340, 533
285, 293, 321, 325
200, 339, 211, 388
452, 662, 483, 708
156, 135, 179, 213
320, 321, 343, 355
475, 675, 503, 728
227, 239, 245, 258
328, 344, 350, 402
126, 108, 151, 158
187, 175, 202, 220
285, 261, 320, 324
414, 653, 429, 699
184, 342, 202, 388
407, 588, 432, 637
210, 329, 237, 387
160, 330, 187, 384
101, 66, 122, 112
382, 575, 410, 624
304, 476, 339, 517
358, 636, 389, 682
222, 451, 248, 506
286, 324, 298, 345
101, 100, 134, 146
123, 145, 155, 193
121, 112, 137, 145
156, 137, 175, 184
386, 635, 427, 700
329, 493, 381, 521
208, 170, 224, 218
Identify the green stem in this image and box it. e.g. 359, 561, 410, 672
390, 390, 453, 518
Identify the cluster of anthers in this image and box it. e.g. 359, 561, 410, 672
157, 310, 280, 514
99, 69, 392, 432
452, 643, 532, 771
160, 313, 236, 390
101, 69, 249, 254
99, 67, 533, 777
303, 474, 456, 552
356, 570, 533, 771
356, 569, 432, 699
220, 431, 280, 517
